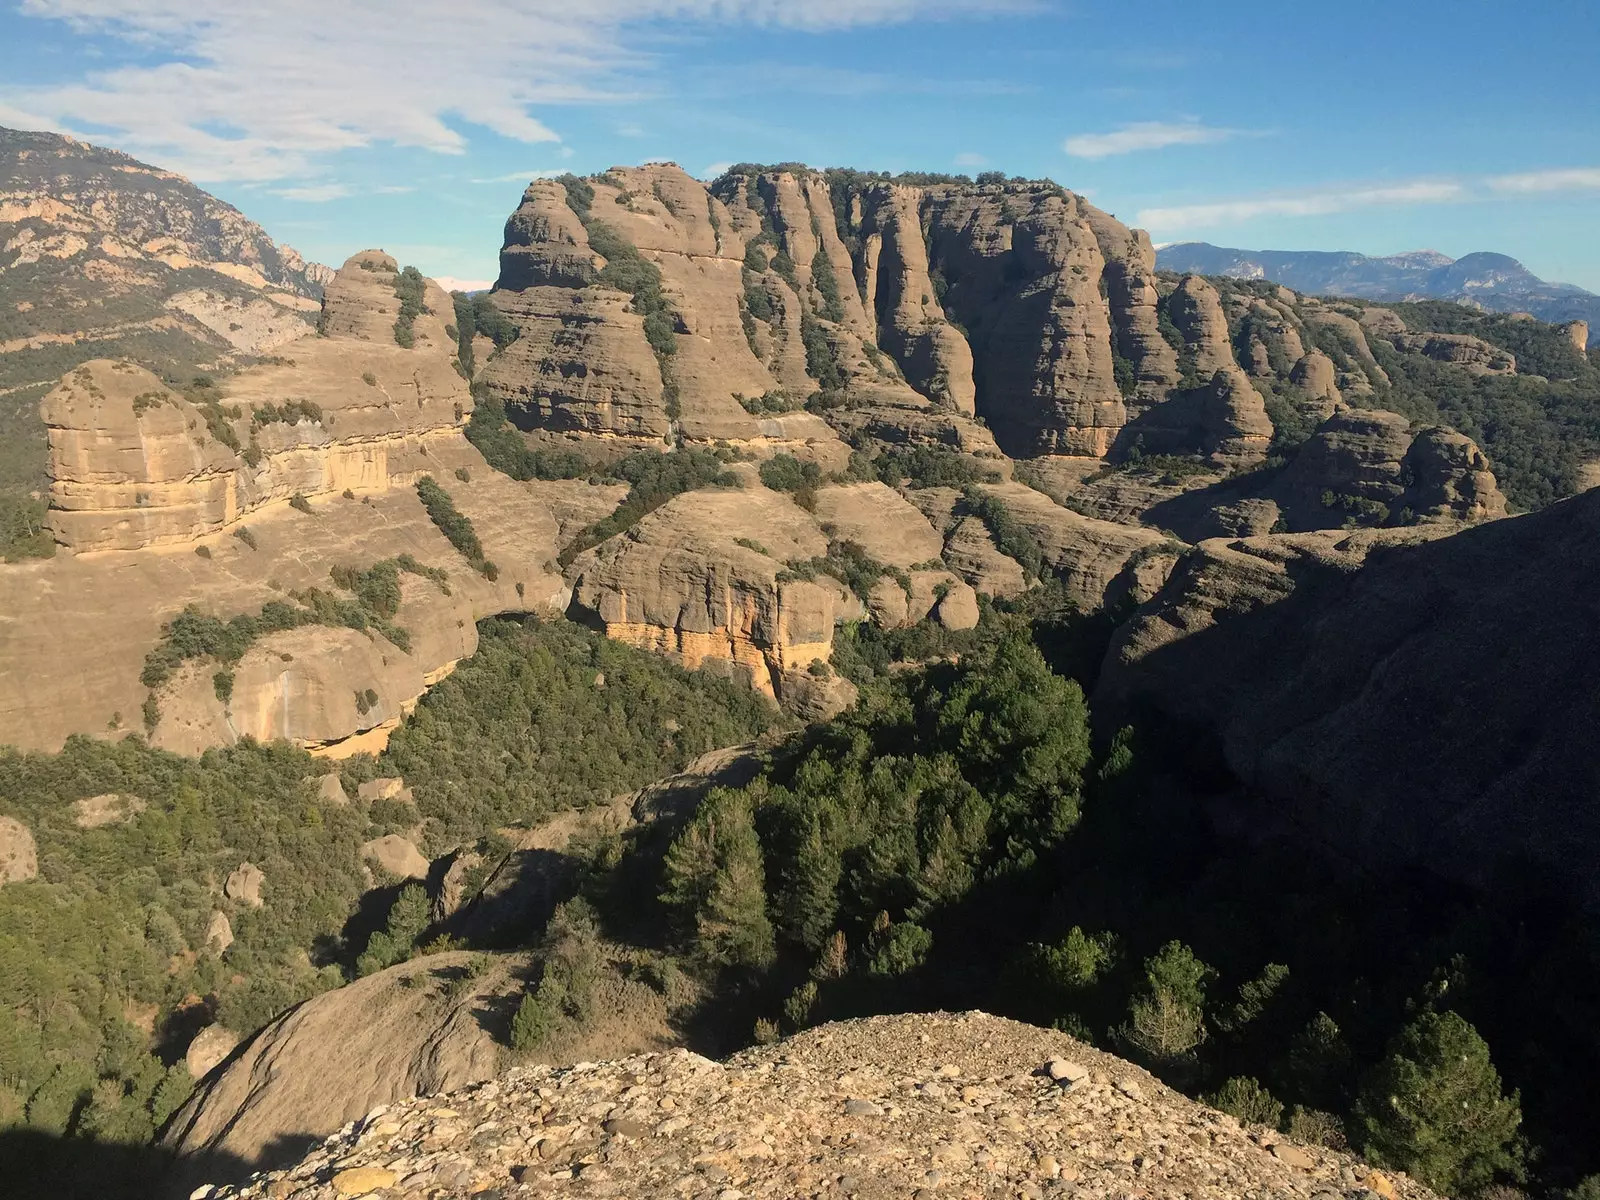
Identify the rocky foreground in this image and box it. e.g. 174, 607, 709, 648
198, 1013, 1428, 1200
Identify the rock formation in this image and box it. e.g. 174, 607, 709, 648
1167, 275, 1238, 378
1099, 487, 1600, 913
0, 251, 580, 755
1389, 331, 1516, 375
1564, 319, 1589, 358
566, 487, 842, 706
1276, 409, 1505, 527
1288, 348, 1341, 413
1124, 366, 1274, 467
193, 1012, 1437, 1200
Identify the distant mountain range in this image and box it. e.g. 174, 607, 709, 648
1156, 243, 1598, 346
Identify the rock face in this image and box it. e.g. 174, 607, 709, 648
1126, 367, 1274, 466
1565, 320, 1589, 357
164, 951, 524, 1175
1099, 488, 1600, 913
0, 816, 37, 886
196, 1012, 1438, 1200
186, 1025, 241, 1081
224, 861, 265, 908
43, 252, 469, 553
1277, 409, 1506, 526
1390, 331, 1516, 374
567, 488, 839, 707
0, 248, 583, 756
1168, 275, 1238, 378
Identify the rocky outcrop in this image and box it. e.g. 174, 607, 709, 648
1276, 409, 1505, 526
974, 481, 1176, 609
1564, 320, 1589, 358
1124, 367, 1273, 466
0, 250, 586, 755
1399, 427, 1508, 522
1168, 275, 1238, 378
1099, 488, 1600, 914
858, 184, 976, 414
567, 487, 839, 707
1288, 348, 1341, 414
186, 1025, 241, 1081
164, 951, 526, 1174
360, 835, 430, 881
206, 911, 234, 954
1299, 307, 1390, 393
0, 816, 37, 886
197, 1012, 1438, 1200
808, 481, 945, 569
1390, 331, 1516, 374
44, 253, 472, 553
497, 180, 597, 290
224, 862, 265, 908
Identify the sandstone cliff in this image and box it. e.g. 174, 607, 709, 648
0, 251, 583, 755
194, 1012, 1435, 1200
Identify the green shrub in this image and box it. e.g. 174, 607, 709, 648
1207, 1077, 1284, 1128
416, 476, 496, 578
392, 265, 427, 348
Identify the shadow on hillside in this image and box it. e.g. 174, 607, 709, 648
0, 1128, 252, 1200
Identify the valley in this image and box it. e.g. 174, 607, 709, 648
1, 134, 1597, 1200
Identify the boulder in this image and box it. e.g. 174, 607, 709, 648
1564, 320, 1589, 358
1126, 367, 1273, 467
360, 835, 430, 881
866, 576, 911, 629
1278, 409, 1413, 509
185, 1025, 240, 1081
223, 862, 264, 908
315, 775, 349, 806
1400, 427, 1507, 522
357, 777, 408, 803
933, 581, 981, 630
0, 817, 38, 886
206, 910, 234, 955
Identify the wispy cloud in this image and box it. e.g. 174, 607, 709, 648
1139, 167, 1600, 232
470, 169, 569, 184
5, 0, 1030, 182
1064, 120, 1246, 159
616, 123, 647, 138
273, 182, 352, 202
1487, 167, 1600, 194
700, 161, 734, 180
953, 152, 988, 167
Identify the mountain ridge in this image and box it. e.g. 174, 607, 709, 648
1157, 240, 1599, 343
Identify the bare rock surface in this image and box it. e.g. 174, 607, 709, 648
1390, 331, 1516, 374
186, 1025, 242, 1081
0, 816, 37, 886
567, 487, 837, 707
361, 835, 430, 881
198, 1011, 1434, 1200
809, 482, 945, 570
72, 790, 148, 828
224, 861, 265, 908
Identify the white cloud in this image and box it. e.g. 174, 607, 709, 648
1063, 121, 1243, 159
470, 169, 569, 184
1487, 167, 1600, 194
6, 0, 1028, 181
273, 182, 352, 202
616, 123, 647, 138
953, 152, 988, 167
433, 276, 494, 292
700, 161, 734, 180
1136, 167, 1600, 234
1139, 180, 1467, 230
374, 185, 415, 195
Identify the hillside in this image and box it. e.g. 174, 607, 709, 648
0, 125, 330, 525
3, 146, 1600, 1200
1157, 241, 1600, 346
196, 1013, 1437, 1200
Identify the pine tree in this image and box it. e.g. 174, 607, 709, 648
1353, 1010, 1523, 1195
662, 789, 775, 969
778, 810, 841, 950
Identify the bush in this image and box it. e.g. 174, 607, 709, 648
416, 476, 496, 578
758, 453, 821, 495
1207, 1077, 1284, 1128
392, 265, 427, 348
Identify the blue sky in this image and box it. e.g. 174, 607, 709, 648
2, 0, 1598, 291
